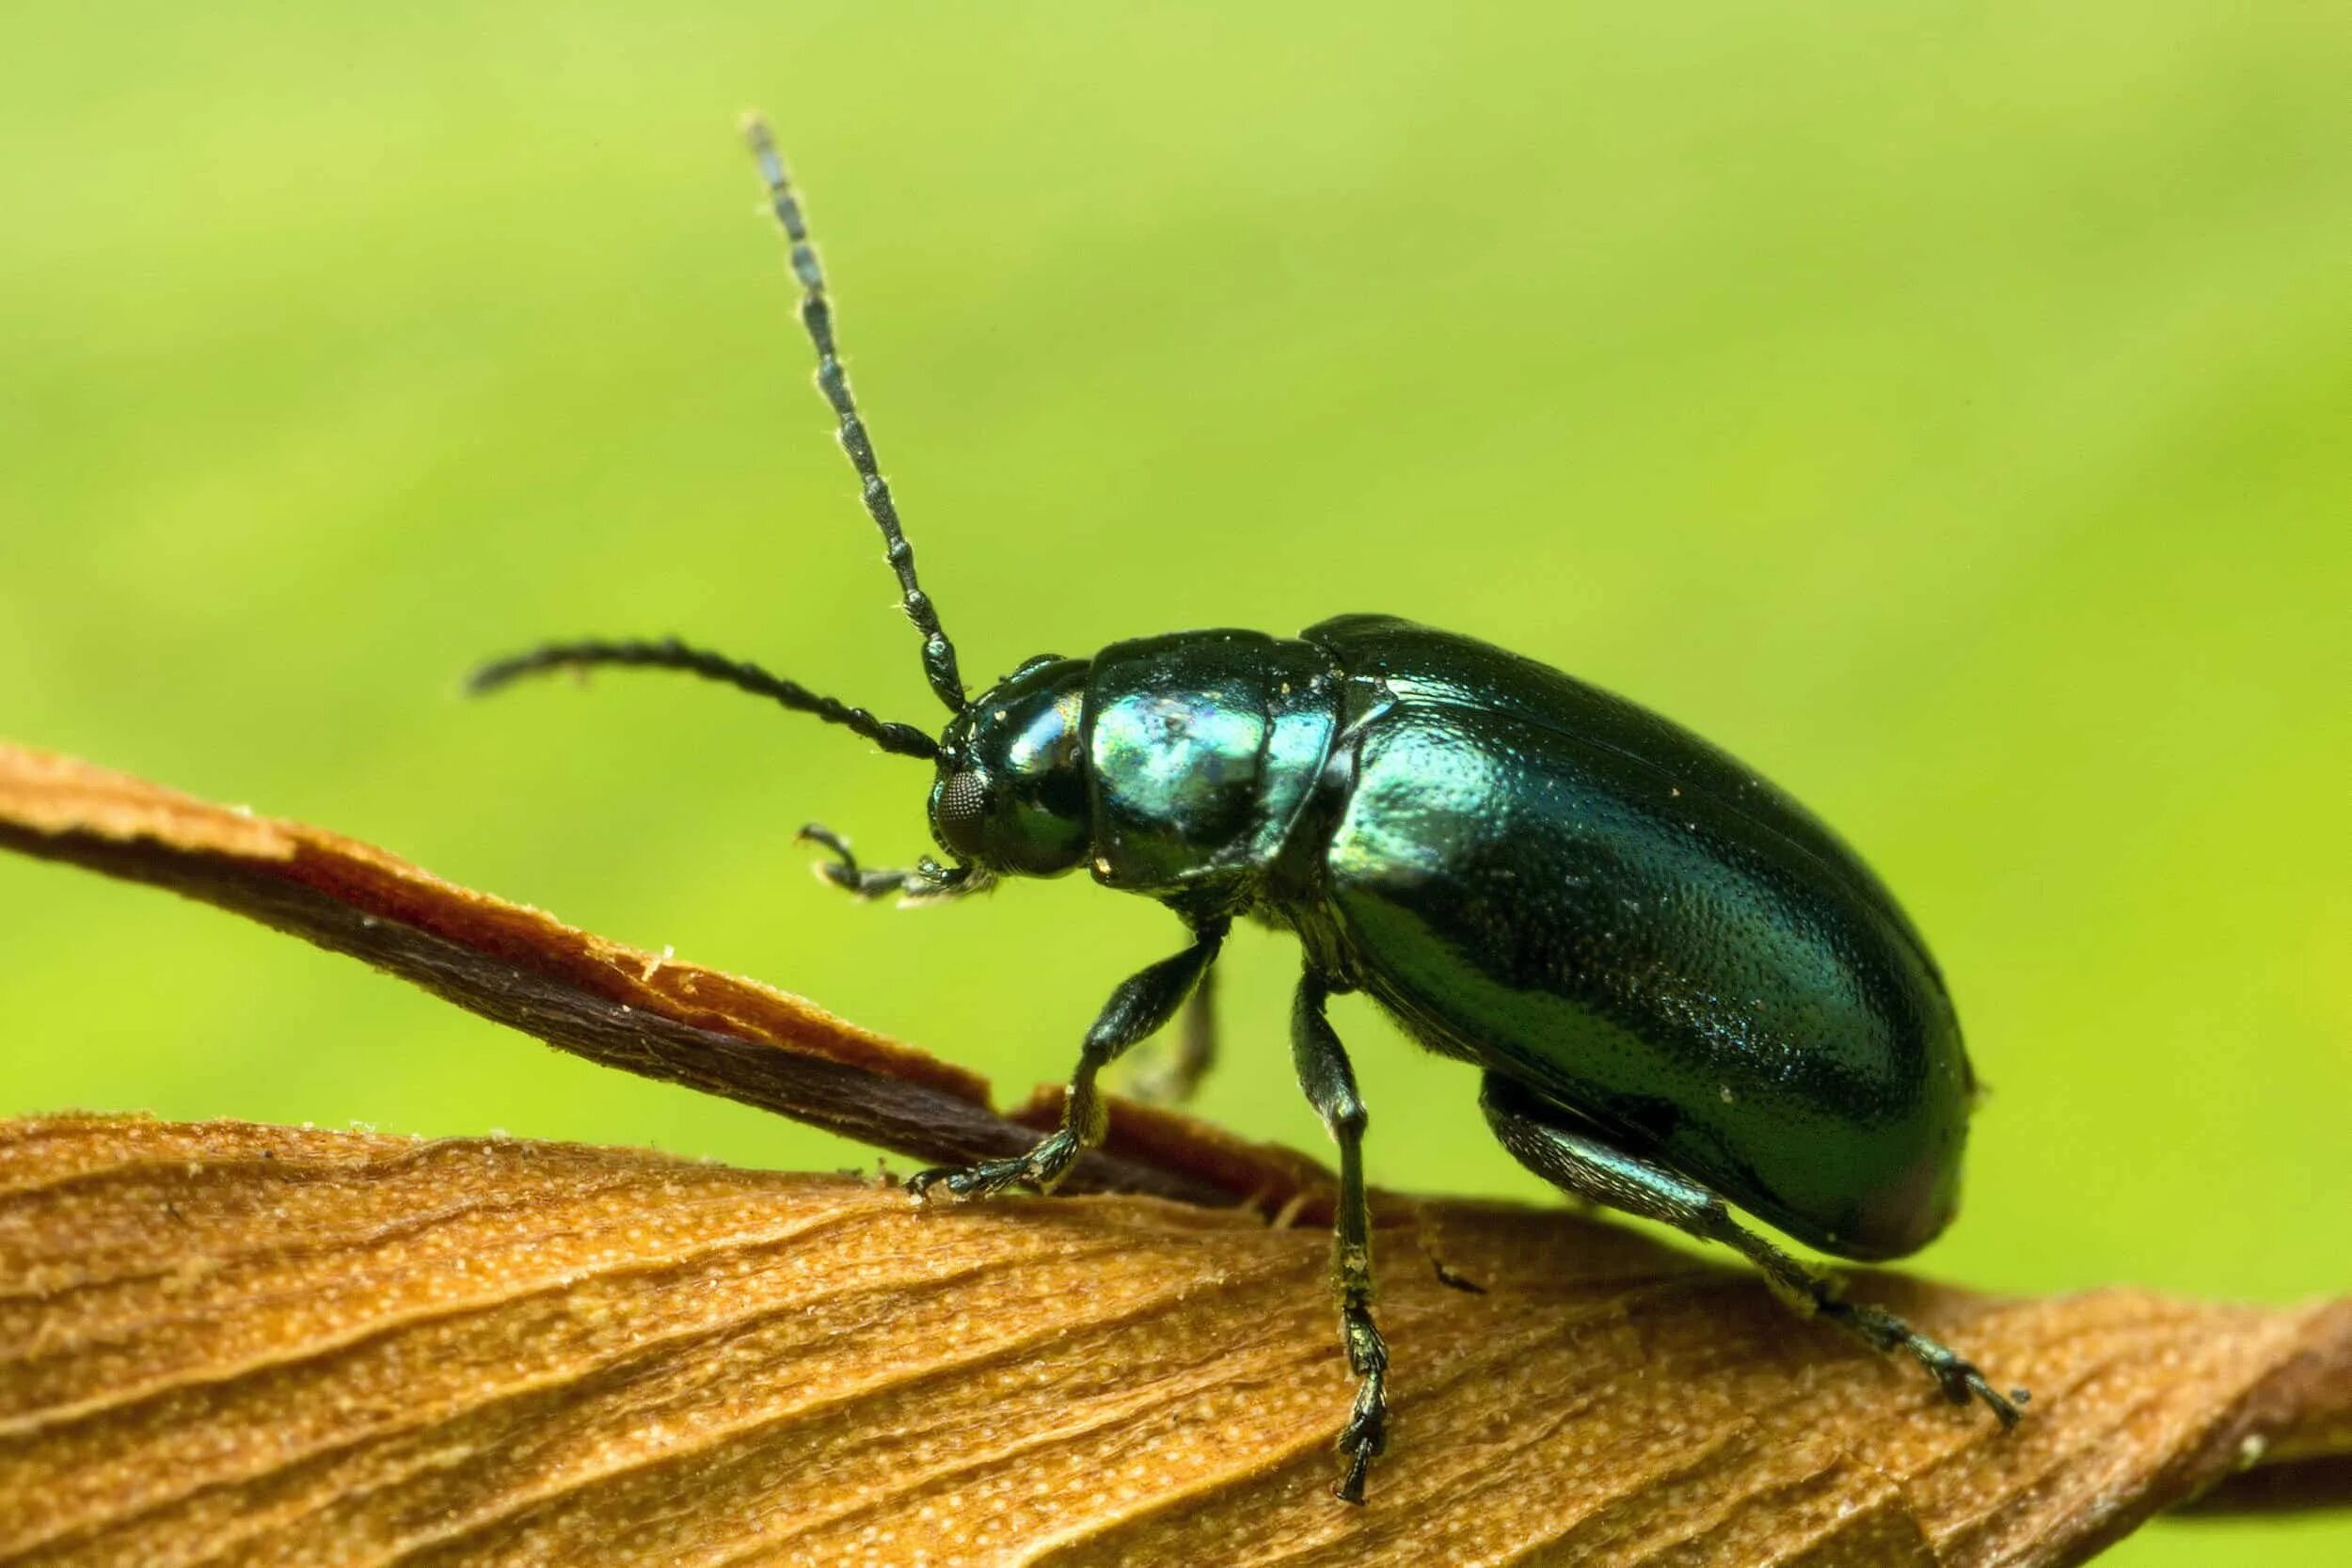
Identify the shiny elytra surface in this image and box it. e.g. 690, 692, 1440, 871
1303, 617, 1969, 1259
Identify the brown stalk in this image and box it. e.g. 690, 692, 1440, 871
1, 739, 2348, 1565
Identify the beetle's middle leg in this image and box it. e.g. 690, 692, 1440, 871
1127, 965, 1217, 1105
1479, 1073, 2026, 1426
1292, 973, 1389, 1503
908, 916, 1228, 1201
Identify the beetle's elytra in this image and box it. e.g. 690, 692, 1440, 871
473, 116, 2027, 1503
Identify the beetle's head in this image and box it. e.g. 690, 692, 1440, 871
928, 655, 1092, 879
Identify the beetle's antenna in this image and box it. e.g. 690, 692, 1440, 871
469, 638, 940, 760
745, 114, 967, 717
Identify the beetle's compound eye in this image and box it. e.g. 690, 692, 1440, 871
933, 768, 992, 858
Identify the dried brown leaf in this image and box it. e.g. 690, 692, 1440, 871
0, 1116, 2344, 1566
4, 740, 2350, 1563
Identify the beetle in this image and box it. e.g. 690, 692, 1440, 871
473, 117, 2026, 1503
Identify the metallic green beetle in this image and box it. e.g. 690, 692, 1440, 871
476, 119, 2026, 1503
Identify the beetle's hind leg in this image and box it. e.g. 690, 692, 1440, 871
1126, 965, 1217, 1105
1479, 1073, 2026, 1428
908, 916, 1228, 1201
1293, 974, 1389, 1503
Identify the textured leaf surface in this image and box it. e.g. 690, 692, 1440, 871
0, 1116, 2347, 1567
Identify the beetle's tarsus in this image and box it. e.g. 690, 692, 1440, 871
1777, 1275, 2030, 1431
799, 826, 861, 893
908, 1133, 1076, 1203
1335, 1439, 1376, 1505
1828, 1297, 2026, 1429
1804, 1294, 2032, 1431
796, 821, 853, 862
1333, 1300, 1391, 1503
797, 823, 898, 899
799, 824, 990, 904
1932, 1357, 2025, 1429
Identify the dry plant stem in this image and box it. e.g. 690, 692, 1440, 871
2, 1117, 2350, 1568
0, 741, 1337, 1212
0, 825, 1214, 1205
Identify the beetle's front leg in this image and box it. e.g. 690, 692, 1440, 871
798, 824, 984, 903
1293, 973, 1388, 1503
1480, 1073, 2027, 1427
909, 916, 1228, 1200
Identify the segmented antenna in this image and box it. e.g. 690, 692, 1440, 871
469, 638, 940, 760
744, 115, 967, 717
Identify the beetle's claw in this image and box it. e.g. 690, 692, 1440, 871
1331, 1301, 1390, 1503
795, 821, 852, 859
1965, 1370, 2026, 1430
906, 1160, 1024, 1203
1334, 1445, 1375, 1505
1334, 1397, 1387, 1505
1922, 1349, 2025, 1430
796, 823, 863, 892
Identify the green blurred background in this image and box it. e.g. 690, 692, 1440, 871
4, 3, 2346, 1559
